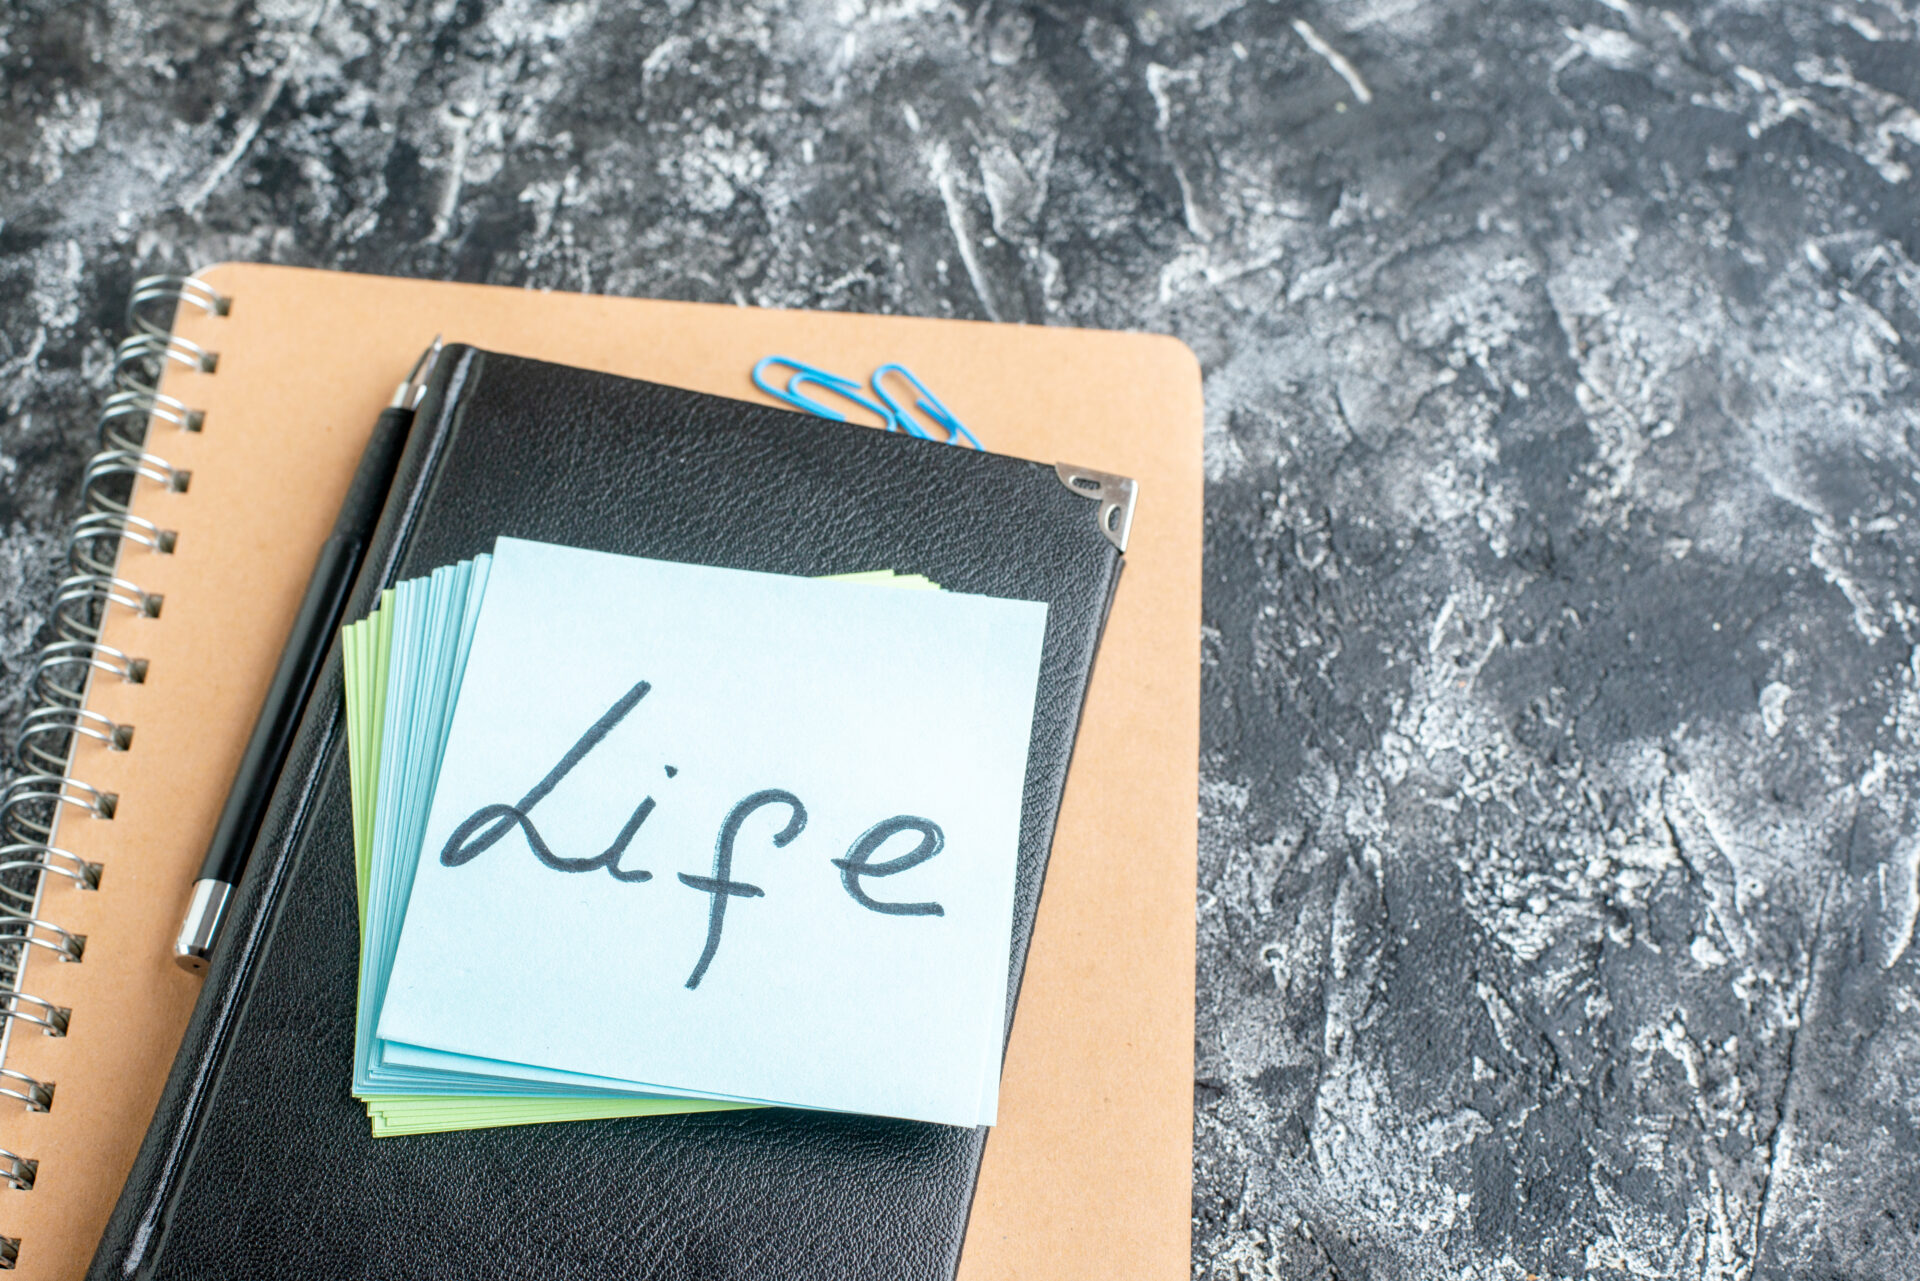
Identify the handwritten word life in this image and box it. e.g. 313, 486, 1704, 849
438, 679, 948, 989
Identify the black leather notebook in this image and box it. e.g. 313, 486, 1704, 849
90, 346, 1133, 1281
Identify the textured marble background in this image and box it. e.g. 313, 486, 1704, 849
5, 0, 1920, 1277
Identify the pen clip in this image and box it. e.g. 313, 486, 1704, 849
393, 336, 444, 410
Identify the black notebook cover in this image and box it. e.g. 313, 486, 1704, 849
91, 347, 1128, 1281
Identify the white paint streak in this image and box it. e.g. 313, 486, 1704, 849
923, 141, 1000, 322
1563, 23, 1645, 70
1692, 934, 1731, 968
1428, 594, 1458, 656
183, 0, 336, 211
1144, 63, 1214, 241
1882, 837, 1920, 968
1759, 682, 1792, 738
1291, 20, 1373, 105
641, 34, 691, 89
429, 107, 479, 244
1810, 518, 1887, 641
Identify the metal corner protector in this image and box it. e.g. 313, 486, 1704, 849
1053, 463, 1138, 553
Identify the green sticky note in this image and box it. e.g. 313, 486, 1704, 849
342, 567, 941, 1136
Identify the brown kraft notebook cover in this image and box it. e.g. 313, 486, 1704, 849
1, 263, 1199, 1279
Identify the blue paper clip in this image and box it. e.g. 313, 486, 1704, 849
752, 356, 834, 414
751, 355, 982, 447
752, 356, 898, 431
788, 370, 900, 431
872, 364, 981, 450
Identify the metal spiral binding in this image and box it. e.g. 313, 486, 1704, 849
0, 275, 224, 1261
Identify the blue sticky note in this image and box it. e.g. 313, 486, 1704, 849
377, 538, 1049, 1127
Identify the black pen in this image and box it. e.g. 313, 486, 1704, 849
173, 338, 441, 972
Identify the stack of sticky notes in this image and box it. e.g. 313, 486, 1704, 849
339, 537, 1046, 1136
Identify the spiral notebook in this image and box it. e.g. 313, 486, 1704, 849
0, 265, 1200, 1279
